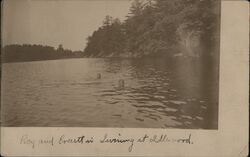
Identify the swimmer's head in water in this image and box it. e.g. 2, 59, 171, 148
118, 79, 125, 88
97, 73, 101, 79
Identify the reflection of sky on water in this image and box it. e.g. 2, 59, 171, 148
98, 58, 218, 129
2, 58, 218, 129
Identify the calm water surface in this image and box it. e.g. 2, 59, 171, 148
2, 58, 218, 129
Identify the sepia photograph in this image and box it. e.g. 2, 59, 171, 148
1, 0, 221, 129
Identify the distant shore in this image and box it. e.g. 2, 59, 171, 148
2, 44, 84, 63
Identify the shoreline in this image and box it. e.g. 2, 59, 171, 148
2, 54, 217, 64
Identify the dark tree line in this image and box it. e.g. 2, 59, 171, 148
84, 0, 220, 58
2, 44, 84, 63
2, 0, 220, 63
84, 16, 126, 57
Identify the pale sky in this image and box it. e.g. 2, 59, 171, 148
2, 0, 132, 51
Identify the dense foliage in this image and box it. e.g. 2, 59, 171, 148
2, 0, 220, 62
84, 0, 220, 58
2, 44, 83, 63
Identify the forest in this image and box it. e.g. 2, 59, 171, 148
84, 0, 221, 58
2, 44, 83, 63
2, 0, 221, 62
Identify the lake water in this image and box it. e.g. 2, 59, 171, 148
1, 58, 219, 129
